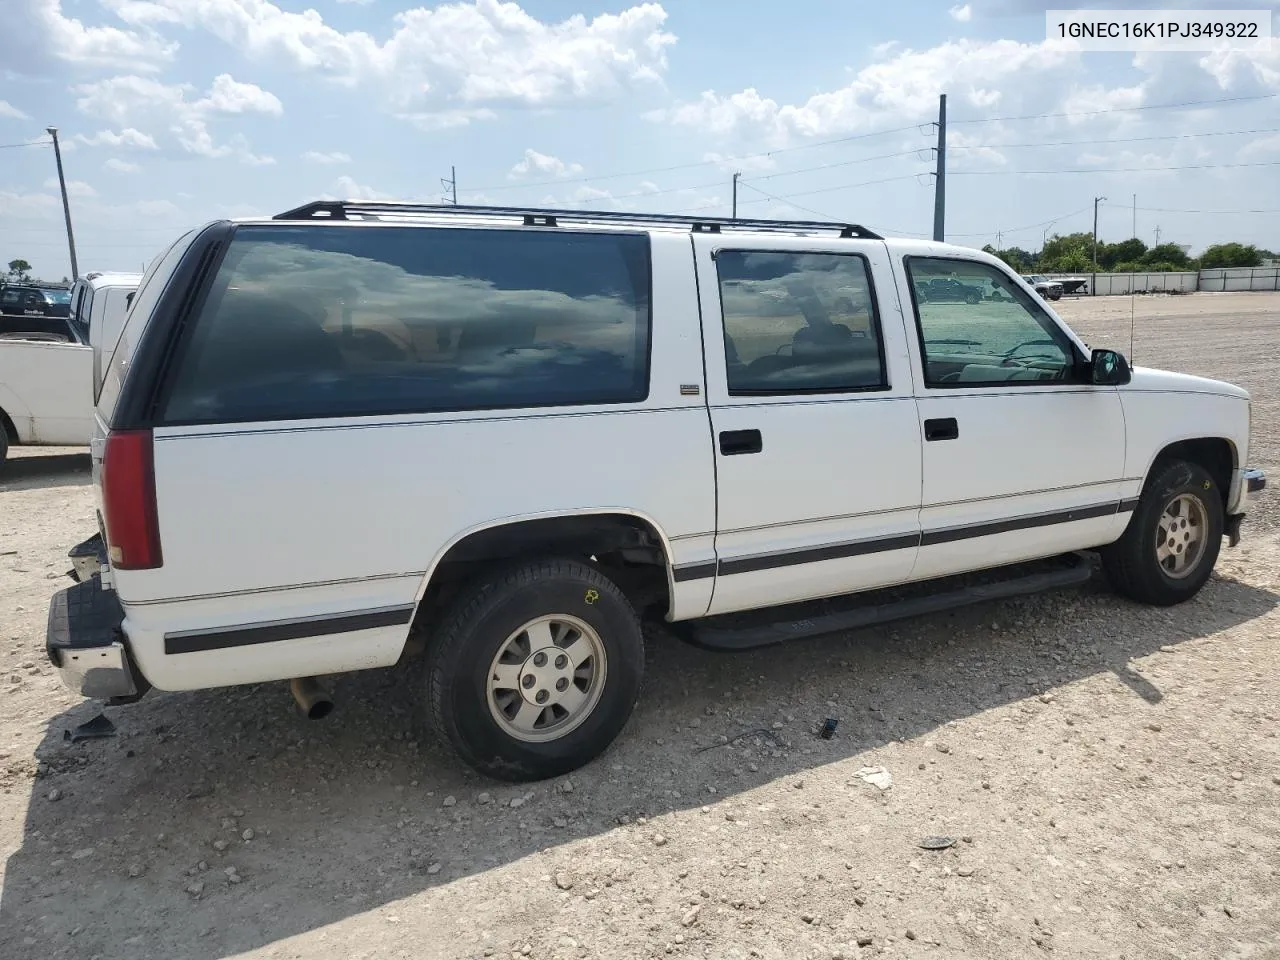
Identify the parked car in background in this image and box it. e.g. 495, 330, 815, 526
0, 272, 140, 465
46, 202, 1264, 784
915, 276, 985, 304
0, 283, 74, 338
67, 272, 143, 392
1022, 275, 1064, 301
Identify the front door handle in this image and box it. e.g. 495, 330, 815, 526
924, 417, 959, 442
719, 429, 763, 456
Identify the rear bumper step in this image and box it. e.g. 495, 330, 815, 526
681, 553, 1094, 651
46, 576, 145, 700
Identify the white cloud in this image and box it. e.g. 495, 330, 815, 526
573, 185, 611, 203
508, 148, 584, 179
0, 100, 29, 120
0, 190, 58, 217
396, 109, 496, 130
303, 150, 352, 164
326, 175, 393, 201
35, 0, 176, 70
75, 128, 159, 149
105, 157, 141, 173
74, 74, 280, 164
336, 0, 374, 4
1197, 45, 1280, 93
202, 73, 284, 115
1240, 132, 1280, 159
652, 38, 1081, 145
703, 151, 776, 174
44, 177, 97, 198
949, 4, 972, 22
95, 0, 674, 115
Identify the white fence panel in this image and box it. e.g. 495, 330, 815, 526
1197, 267, 1280, 292
1045, 272, 1198, 296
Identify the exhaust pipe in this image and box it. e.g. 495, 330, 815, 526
289, 677, 334, 720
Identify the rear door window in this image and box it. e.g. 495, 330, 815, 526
715, 250, 886, 395
160, 225, 652, 425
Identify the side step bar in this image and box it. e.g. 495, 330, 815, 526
681, 553, 1094, 651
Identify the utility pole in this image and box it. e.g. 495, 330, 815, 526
731, 171, 741, 219
1131, 193, 1136, 239
995, 229, 1003, 251
1154, 225, 1162, 246
932, 94, 946, 242
441, 165, 457, 205
46, 127, 79, 281
1092, 195, 1106, 296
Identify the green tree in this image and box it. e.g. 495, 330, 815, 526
1198, 243, 1262, 269
6, 259, 33, 282
1099, 237, 1147, 269
1140, 244, 1191, 269
982, 244, 1029, 272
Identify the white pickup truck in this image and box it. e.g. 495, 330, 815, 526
0, 271, 140, 465
46, 203, 1264, 781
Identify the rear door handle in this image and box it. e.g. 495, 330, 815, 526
924, 417, 959, 442
719, 429, 763, 456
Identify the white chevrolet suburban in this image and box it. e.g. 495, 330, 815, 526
45, 202, 1265, 781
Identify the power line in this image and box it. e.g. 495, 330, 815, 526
0, 139, 50, 149
951, 160, 1280, 175
950, 92, 1278, 126
468, 123, 927, 193
955, 126, 1280, 151
742, 172, 926, 201
950, 205, 1093, 239
737, 181, 838, 220
743, 147, 933, 183
1101, 202, 1280, 215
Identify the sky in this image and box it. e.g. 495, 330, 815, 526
1, 0, 1278, 280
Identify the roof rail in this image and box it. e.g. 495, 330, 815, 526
271, 200, 883, 240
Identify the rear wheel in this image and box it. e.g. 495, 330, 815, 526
0, 423, 8, 467
424, 558, 644, 781
1102, 459, 1223, 605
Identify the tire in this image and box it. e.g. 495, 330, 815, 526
964, 291, 982, 305
424, 558, 644, 781
1101, 459, 1223, 606
0, 423, 8, 467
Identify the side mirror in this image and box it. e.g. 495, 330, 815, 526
1090, 348, 1131, 386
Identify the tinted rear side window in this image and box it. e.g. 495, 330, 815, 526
161, 225, 652, 424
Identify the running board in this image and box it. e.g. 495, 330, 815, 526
681, 553, 1094, 651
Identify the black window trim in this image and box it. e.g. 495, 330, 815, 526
713, 246, 891, 398
146, 222, 656, 428
110, 222, 234, 429
903, 254, 1085, 391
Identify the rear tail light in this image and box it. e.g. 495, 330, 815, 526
102, 429, 162, 570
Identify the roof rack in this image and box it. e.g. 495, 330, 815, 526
271, 200, 883, 240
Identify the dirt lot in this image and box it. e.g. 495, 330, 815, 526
2, 292, 1278, 960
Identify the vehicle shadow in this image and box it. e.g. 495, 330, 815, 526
2, 568, 1276, 960
0, 452, 91, 491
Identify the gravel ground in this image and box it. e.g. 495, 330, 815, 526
1, 292, 1278, 960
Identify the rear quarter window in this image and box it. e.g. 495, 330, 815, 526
160, 225, 652, 424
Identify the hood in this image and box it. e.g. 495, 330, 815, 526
1127, 366, 1250, 400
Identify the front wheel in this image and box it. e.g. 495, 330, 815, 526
1101, 459, 1223, 605
424, 558, 644, 781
